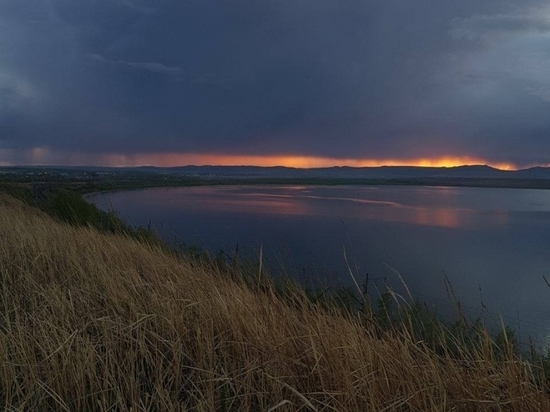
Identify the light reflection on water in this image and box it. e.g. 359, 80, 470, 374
161, 187, 514, 229
88, 185, 550, 345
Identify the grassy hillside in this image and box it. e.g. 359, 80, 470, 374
1, 193, 549, 411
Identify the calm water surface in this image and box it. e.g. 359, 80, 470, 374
88, 185, 550, 344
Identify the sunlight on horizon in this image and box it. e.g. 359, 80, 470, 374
76, 153, 517, 170
99, 153, 518, 170
0, 147, 535, 170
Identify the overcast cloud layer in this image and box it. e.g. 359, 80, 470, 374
1, 0, 550, 167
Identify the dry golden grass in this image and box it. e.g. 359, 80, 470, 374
0, 193, 548, 411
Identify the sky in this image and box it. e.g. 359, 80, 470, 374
1, 0, 550, 169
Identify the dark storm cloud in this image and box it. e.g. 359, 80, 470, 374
1, 0, 550, 166
86, 53, 184, 76
450, 11, 550, 41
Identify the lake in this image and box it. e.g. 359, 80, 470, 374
87, 185, 550, 345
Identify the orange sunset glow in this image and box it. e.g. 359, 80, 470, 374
9, 146, 531, 170
99, 153, 518, 170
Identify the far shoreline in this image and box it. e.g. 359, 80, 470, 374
4, 165, 550, 197
80, 176, 550, 199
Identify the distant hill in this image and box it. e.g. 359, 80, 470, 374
3, 164, 550, 184
129, 164, 550, 180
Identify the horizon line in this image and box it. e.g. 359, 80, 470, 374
2, 163, 546, 172
2, 150, 547, 171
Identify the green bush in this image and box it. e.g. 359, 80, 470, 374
38, 189, 163, 247
40, 190, 125, 231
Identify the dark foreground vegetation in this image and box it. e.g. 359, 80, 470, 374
2, 184, 550, 410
